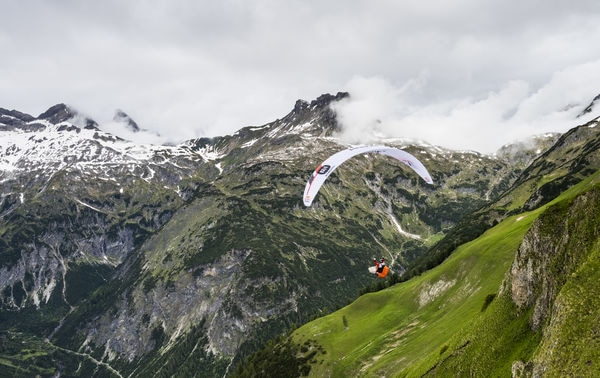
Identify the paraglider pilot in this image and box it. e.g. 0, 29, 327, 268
374, 258, 386, 273
371, 257, 389, 278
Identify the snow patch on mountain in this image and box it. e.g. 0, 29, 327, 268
0, 115, 218, 183
190, 143, 225, 162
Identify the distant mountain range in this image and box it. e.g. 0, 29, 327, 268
0, 92, 598, 377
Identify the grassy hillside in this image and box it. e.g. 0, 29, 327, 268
234, 171, 600, 377
423, 177, 600, 377
291, 209, 539, 377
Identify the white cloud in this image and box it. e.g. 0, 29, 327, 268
334, 61, 600, 153
1, 0, 600, 152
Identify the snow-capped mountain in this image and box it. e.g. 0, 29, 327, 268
0, 104, 212, 180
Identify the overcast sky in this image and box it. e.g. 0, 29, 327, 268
2, 0, 600, 153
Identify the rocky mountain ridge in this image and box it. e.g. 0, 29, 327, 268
0, 93, 593, 376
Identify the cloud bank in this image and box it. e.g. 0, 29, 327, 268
1, 0, 600, 152
333, 61, 600, 153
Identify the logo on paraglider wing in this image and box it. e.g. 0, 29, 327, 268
308, 164, 330, 185
317, 165, 331, 175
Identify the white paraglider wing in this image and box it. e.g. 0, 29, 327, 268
303, 145, 433, 207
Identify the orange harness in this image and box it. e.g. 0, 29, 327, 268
377, 265, 389, 278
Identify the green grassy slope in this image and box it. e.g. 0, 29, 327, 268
292, 209, 539, 377
423, 177, 600, 377
236, 171, 600, 377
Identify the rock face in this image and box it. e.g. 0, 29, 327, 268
38, 103, 75, 124
506, 186, 600, 374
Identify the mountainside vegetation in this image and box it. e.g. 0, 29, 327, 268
233, 119, 600, 377
1, 95, 598, 377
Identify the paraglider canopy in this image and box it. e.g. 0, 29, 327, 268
303, 145, 433, 207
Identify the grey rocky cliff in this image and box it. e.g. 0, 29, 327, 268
504, 185, 600, 376
84, 249, 256, 361
507, 188, 599, 329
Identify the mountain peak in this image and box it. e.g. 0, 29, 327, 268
292, 92, 349, 114
0, 108, 35, 123
578, 93, 600, 117
113, 109, 140, 132
37, 104, 99, 130
38, 103, 75, 124
276, 92, 349, 137
0, 108, 36, 129
311, 92, 349, 107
